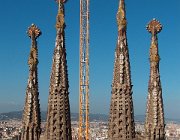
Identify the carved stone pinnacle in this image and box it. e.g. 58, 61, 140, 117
108, 0, 135, 139
27, 24, 41, 39
145, 19, 165, 140
55, 0, 67, 4
21, 24, 41, 140
55, 0, 65, 30
45, 1, 72, 139
146, 19, 162, 34
117, 0, 126, 30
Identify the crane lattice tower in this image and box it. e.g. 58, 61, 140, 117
79, 0, 90, 139
21, 24, 41, 140
45, 0, 72, 139
108, 0, 136, 139
145, 19, 165, 140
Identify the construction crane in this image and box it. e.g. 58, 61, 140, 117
79, 0, 89, 139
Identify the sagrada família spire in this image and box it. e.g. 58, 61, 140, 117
108, 0, 136, 139
45, 0, 72, 139
20, 1, 166, 140
21, 24, 41, 140
145, 19, 165, 140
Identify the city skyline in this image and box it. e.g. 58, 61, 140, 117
0, 0, 180, 120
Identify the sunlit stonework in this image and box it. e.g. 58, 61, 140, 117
45, 1, 72, 139
145, 19, 165, 140
21, 24, 41, 140
108, 0, 136, 139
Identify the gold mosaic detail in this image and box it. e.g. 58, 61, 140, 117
117, 6, 126, 30
56, 9, 65, 29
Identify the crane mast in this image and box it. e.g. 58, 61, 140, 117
79, 0, 89, 139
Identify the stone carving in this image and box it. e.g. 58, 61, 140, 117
117, 0, 127, 31
108, 0, 136, 139
145, 19, 165, 140
21, 24, 41, 140
45, 1, 72, 140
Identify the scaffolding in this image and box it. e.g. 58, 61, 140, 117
79, 0, 89, 139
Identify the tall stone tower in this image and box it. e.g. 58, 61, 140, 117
21, 24, 41, 140
108, 0, 136, 139
45, 0, 72, 139
145, 19, 165, 140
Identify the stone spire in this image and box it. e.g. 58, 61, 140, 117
45, 0, 72, 139
21, 24, 41, 140
145, 19, 165, 140
108, 0, 136, 139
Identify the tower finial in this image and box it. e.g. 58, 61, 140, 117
55, 0, 66, 29
55, 0, 67, 3
117, 0, 127, 30
27, 24, 41, 39
146, 18, 162, 35
27, 24, 41, 70
146, 19, 162, 62
120, 0, 125, 6
55, 0, 67, 9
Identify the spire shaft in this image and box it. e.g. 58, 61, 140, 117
145, 19, 165, 140
21, 24, 41, 140
45, 1, 72, 140
108, 0, 135, 139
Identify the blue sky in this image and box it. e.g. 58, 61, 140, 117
0, 0, 180, 119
